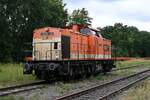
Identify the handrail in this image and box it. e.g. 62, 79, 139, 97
34, 50, 40, 60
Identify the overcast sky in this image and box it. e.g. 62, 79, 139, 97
64, 0, 150, 31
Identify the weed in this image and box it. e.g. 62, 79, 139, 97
0, 63, 36, 86
122, 79, 150, 100
56, 82, 73, 94
0, 95, 15, 100
116, 60, 150, 68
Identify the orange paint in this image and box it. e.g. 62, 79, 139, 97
33, 24, 112, 60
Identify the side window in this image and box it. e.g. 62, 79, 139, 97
41, 32, 54, 40
48, 32, 54, 35
54, 42, 58, 49
80, 28, 91, 35
41, 32, 48, 40
104, 45, 110, 51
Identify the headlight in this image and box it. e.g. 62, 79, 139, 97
55, 54, 59, 58
55, 51, 59, 59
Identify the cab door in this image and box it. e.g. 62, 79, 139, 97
61, 36, 70, 59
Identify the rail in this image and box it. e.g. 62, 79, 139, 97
0, 80, 46, 96
55, 69, 150, 100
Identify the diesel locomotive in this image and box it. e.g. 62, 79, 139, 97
24, 24, 116, 80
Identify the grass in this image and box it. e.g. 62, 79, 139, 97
0, 63, 36, 87
122, 78, 150, 100
0, 95, 15, 100
95, 60, 150, 80
116, 60, 150, 100
0, 95, 24, 100
113, 60, 150, 77
116, 60, 150, 68
55, 82, 74, 94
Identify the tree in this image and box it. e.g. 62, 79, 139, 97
99, 23, 150, 57
0, 0, 68, 62
67, 8, 92, 26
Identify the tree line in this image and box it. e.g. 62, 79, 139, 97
100, 23, 150, 57
0, 0, 149, 63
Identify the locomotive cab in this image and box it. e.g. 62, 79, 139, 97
33, 28, 62, 60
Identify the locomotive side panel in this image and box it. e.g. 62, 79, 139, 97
78, 34, 83, 59
97, 37, 104, 59
88, 35, 96, 59
70, 32, 88, 60
81, 35, 88, 59
103, 39, 111, 59
94, 37, 98, 58
70, 32, 78, 59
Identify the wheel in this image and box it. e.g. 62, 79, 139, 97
35, 70, 42, 79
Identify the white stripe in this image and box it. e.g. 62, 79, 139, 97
70, 54, 111, 59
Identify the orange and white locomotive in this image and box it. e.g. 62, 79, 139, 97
24, 24, 115, 80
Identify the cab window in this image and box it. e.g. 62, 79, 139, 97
54, 42, 58, 49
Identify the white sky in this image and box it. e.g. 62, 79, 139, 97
64, 0, 150, 31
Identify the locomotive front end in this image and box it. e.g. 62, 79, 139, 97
33, 28, 62, 61
24, 27, 62, 77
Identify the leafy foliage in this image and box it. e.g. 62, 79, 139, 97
100, 23, 150, 57
0, 0, 67, 62
67, 8, 92, 26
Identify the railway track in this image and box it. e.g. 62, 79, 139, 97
55, 69, 150, 100
0, 65, 146, 98
0, 80, 46, 96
